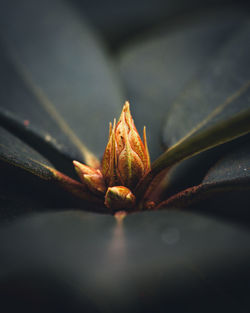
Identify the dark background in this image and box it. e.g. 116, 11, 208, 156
0, 0, 250, 312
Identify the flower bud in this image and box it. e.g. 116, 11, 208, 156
73, 101, 151, 211
73, 160, 106, 195
102, 101, 150, 190
104, 186, 136, 211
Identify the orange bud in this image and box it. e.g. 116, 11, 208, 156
73, 160, 106, 195
73, 101, 151, 211
104, 186, 136, 211
101, 101, 150, 190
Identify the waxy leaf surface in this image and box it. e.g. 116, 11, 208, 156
70, 0, 247, 44
154, 19, 250, 198
0, 210, 250, 312
162, 20, 250, 147
0, 127, 97, 215
0, 0, 124, 168
118, 9, 248, 159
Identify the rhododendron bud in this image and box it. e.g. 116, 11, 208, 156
101, 101, 150, 190
73, 160, 106, 195
73, 101, 151, 211
104, 186, 136, 210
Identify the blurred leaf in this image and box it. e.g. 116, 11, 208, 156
203, 142, 250, 185
0, 126, 55, 180
70, 0, 249, 45
152, 20, 250, 199
0, 0, 124, 169
136, 108, 250, 202
162, 20, 250, 148
158, 139, 250, 222
154, 108, 250, 174
0, 271, 99, 313
117, 9, 248, 159
0, 127, 102, 216
1, 210, 250, 312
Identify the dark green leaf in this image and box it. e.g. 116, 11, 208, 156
204, 142, 250, 185
1, 210, 250, 312
118, 9, 247, 159
136, 108, 250, 202
0, 127, 102, 215
158, 139, 250, 222
154, 109, 250, 174
162, 20, 250, 148
0, 0, 124, 168
0, 126, 55, 180
70, 0, 249, 45
150, 20, 250, 200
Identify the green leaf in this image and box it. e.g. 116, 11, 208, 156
157, 138, 250, 222
0, 126, 55, 180
154, 107, 250, 173
118, 9, 247, 159
1, 210, 250, 312
162, 20, 250, 148
203, 141, 250, 185
156, 21, 250, 197
0, 0, 124, 169
72, 0, 248, 45
136, 107, 250, 202
0, 127, 102, 215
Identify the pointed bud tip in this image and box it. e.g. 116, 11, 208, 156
124, 100, 130, 110
73, 160, 80, 168
73, 160, 83, 177
83, 174, 106, 195
73, 160, 98, 176
101, 100, 151, 190
73, 160, 106, 195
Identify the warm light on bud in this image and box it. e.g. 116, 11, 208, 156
102, 101, 150, 190
104, 186, 136, 211
73, 160, 106, 195
73, 101, 151, 211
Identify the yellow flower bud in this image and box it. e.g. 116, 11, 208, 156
104, 186, 136, 211
73, 160, 106, 195
73, 101, 151, 211
102, 101, 150, 190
